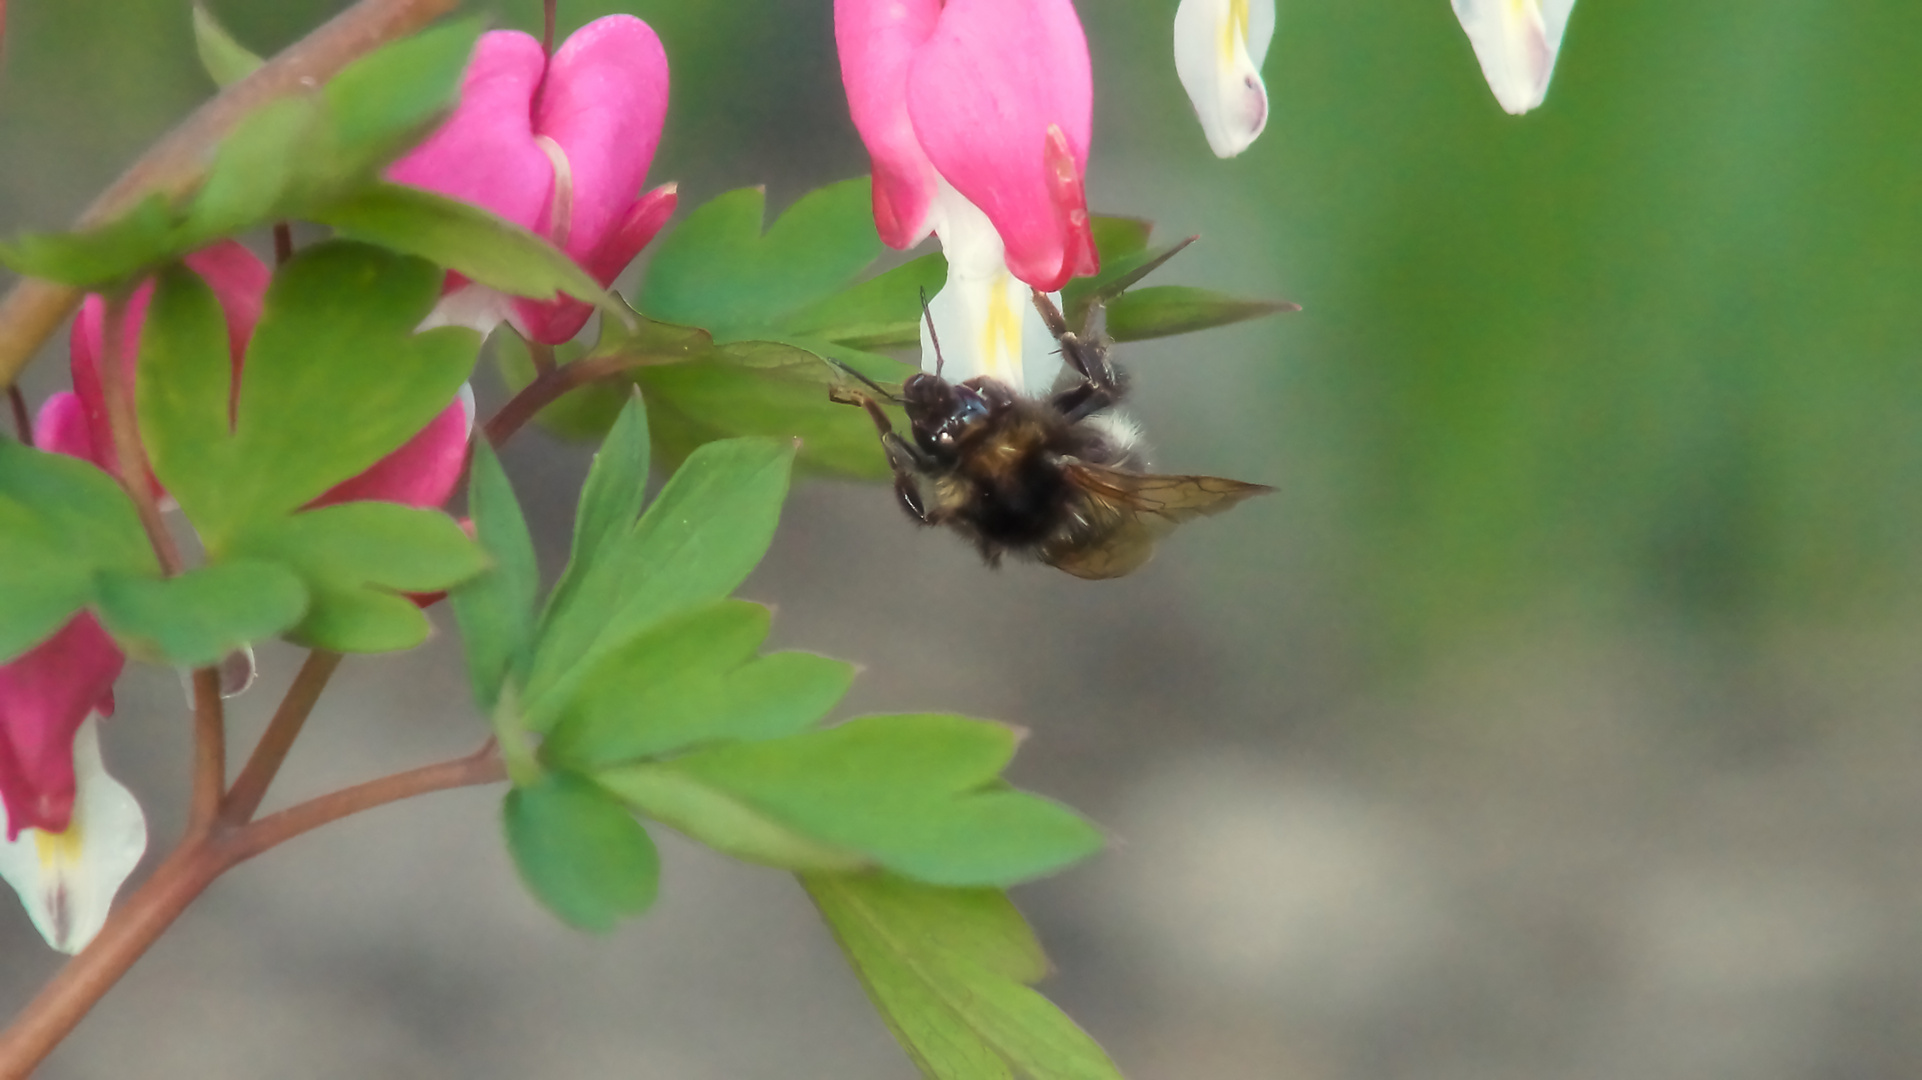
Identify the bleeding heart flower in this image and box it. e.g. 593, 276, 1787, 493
837, 0, 1097, 393
1452, 0, 1575, 115
388, 16, 677, 344
1174, 0, 1273, 158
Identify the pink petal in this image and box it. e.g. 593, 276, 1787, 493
0, 615, 124, 839
311, 390, 471, 509
534, 15, 670, 264
387, 31, 553, 232
513, 183, 678, 345
835, 0, 946, 249
33, 393, 94, 461
906, 0, 1097, 291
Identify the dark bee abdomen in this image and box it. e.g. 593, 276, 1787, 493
959, 449, 1070, 547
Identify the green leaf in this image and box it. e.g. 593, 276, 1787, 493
544, 600, 769, 760
192, 3, 263, 88
313, 183, 620, 315
185, 97, 318, 242
1105, 285, 1299, 342
598, 715, 1104, 887
638, 180, 882, 339
311, 18, 483, 188
545, 599, 854, 764
542, 391, 649, 630
93, 561, 307, 667
635, 340, 914, 478
0, 438, 160, 663
140, 241, 480, 541
227, 502, 485, 653
598, 764, 868, 873
450, 441, 537, 713
504, 771, 660, 932
1088, 215, 1152, 262
0, 195, 175, 286
805, 874, 1124, 1080
525, 437, 795, 715
781, 253, 948, 349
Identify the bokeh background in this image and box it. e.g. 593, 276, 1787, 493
6, 0, 1922, 1077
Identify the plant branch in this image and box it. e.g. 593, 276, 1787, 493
0, 0, 459, 391
0, 739, 504, 1080
226, 739, 505, 863
97, 292, 182, 575
6, 385, 28, 444
484, 351, 671, 447
222, 649, 343, 824
188, 668, 227, 833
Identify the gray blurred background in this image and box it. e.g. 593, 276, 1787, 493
7, 0, 1922, 1077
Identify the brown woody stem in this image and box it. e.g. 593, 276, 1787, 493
187, 668, 226, 833
221, 649, 344, 824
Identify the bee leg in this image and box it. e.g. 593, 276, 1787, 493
1031, 289, 1122, 395
1048, 380, 1120, 423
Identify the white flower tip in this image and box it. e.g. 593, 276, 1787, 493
1175, 0, 1275, 158
1452, 0, 1575, 116
0, 717, 148, 954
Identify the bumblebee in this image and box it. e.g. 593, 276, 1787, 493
832, 288, 1272, 579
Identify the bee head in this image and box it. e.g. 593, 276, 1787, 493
903, 373, 1013, 457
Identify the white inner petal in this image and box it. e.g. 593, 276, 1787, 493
923, 182, 1066, 398
1452, 0, 1568, 115
0, 716, 148, 954
1175, 0, 1273, 158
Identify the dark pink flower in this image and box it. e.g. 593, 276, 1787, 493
835, 0, 1097, 292
0, 609, 123, 841
388, 16, 676, 344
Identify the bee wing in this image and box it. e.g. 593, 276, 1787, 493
1061, 461, 1274, 524
1044, 462, 1273, 579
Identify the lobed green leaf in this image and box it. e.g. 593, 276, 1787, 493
93, 561, 307, 667
191, 3, 264, 88
599, 714, 1104, 887
504, 771, 660, 932
0, 439, 160, 663
781, 253, 948, 349
805, 874, 1123, 1080
450, 441, 538, 714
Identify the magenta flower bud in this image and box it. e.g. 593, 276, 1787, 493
388, 16, 674, 344
0, 615, 123, 840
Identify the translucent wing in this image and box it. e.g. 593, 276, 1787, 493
1044, 461, 1273, 579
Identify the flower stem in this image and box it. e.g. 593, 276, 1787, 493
221, 649, 344, 824
0, 740, 504, 1080
0, 0, 459, 393
6, 385, 28, 444
97, 292, 183, 576
273, 222, 296, 267
484, 350, 673, 447
188, 668, 227, 833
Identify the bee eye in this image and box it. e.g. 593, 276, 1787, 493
936, 431, 955, 447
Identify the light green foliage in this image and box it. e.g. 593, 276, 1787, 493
190, 3, 263, 88
137, 243, 485, 652
602, 716, 1102, 887
782, 253, 947, 350
504, 771, 661, 932
1106, 285, 1297, 343
450, 441, 538, 715
0, 439, 160, 663
93, 562, 306, 667
806, 874, 1124, 1080
313, 184, 620, 315
523, 436, 796, 722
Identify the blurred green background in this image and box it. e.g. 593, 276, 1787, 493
5, 1, 1922, 1078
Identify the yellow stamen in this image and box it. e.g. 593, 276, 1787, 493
978, 275, 1024, 383
33, 822, 84, 871
1221, 0, 1250, 63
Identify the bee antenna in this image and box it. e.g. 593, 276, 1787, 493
919, 287, 947, 379
826, 357, 904, 403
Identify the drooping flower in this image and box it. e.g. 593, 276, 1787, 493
1174, 0, 1273, 158
836, 0, 1097, 393
1451, 0, 1575, 115
388, 15, 676, 345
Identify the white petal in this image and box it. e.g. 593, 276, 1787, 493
416, 283, 517, 337
1174, 0, 1274, 158
0, 717, 148, 954
1451, 0, 1575, 115
924, 184, 1066, 398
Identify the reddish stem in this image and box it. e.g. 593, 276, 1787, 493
221, 650, 343, 824
6, 385, 28, 444
483, 350, 667, 447
188, 668, 227, 834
